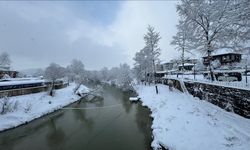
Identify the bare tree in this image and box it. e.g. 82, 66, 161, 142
66, 59, 86, 92
0, 52, 11, 67
177, 0, 250, 81
144, 25, 161, 94
45, 63, 65, 96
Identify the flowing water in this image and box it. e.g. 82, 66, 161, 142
0, 85, 152, 150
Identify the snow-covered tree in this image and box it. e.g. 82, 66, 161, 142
0, 52, 11, 67
211, 59, 221, 69
171, 18, 193, 74
177, 0, 250, 80
67, 59, 85, 82
45, 63, 65, 96
33, 68, 44, 77
66, 59, 86, 93
143, 25, 161, 93
196, 59, 206, 71
117, 63, 133, 90
100, 67, 109, 81
133, 47, 153, 82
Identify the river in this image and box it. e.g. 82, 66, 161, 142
0, 85, 152, 150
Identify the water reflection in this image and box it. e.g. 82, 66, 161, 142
135, 102, 153, 150
72, 101, 94, 131
46, 119, 65, 148
121, 91, 133, 113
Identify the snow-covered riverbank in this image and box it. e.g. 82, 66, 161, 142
132, 84, 250, 150
0, 84, 88, 132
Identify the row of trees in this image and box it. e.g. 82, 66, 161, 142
171, 0, 250, 81
44, 60, 133, 95
133, 25, 161, 93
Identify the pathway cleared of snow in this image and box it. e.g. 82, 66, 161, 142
132, 84, 250, 150
0, 84, 87, 132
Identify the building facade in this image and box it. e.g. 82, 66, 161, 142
0, 66, 18, 79
203, 53, 242, 66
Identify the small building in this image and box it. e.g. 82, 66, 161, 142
178, 63, 194, 71
162, 62, 174, 71
203, 52, 242, 66
185, 58, 198, 64
0, 66, 18, 79
156, 64, 164, 71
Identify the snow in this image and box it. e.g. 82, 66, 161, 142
211, 48, 242, 56
129, 97, 140, 101
178, 63, 195, 67
132, 84, 250, 150
0, 79, 45, 86
156, 71, 167, 74
76, 84, 90, 94
0, 83, 87, 132
75, 84, 91, 97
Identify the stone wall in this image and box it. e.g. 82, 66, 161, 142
162, 78, 250, 118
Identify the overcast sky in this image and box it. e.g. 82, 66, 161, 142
0, 1, 181, 71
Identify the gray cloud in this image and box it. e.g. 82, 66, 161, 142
0, 1, 183, 71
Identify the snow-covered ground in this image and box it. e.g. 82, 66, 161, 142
0, 83, 88, 132
132, 84, 250, 150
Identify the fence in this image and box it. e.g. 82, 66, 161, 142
0, 83, 68, 98
161, 78, 250, 118
165, 74, 250, 90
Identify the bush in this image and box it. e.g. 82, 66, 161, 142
24, 102, 32, 113
0, 96, 18, 115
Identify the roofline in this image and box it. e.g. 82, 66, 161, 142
202, 52, 242, 58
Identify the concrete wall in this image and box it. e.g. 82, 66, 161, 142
162, 78, 250, 118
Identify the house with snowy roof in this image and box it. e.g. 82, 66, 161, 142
178, 63, 195, 71
203, 52, 242, 66
0, 65, 18, 79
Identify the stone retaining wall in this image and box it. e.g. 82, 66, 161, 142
162, 78, 250, 118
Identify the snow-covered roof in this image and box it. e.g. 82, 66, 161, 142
0, 79, 45, 86
156, 71, 167, 74
178, 63, 194, 67
203, 48, 242, 57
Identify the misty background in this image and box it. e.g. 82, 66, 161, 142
0, 1, 182, 72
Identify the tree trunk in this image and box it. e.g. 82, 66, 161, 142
207, 45, 214, 81
153, 59, 158, 94
49, 81, 55, 96
182, 47, 185, 78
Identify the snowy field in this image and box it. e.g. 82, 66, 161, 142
132, 84, 250, 150
0, 83, 87, 132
